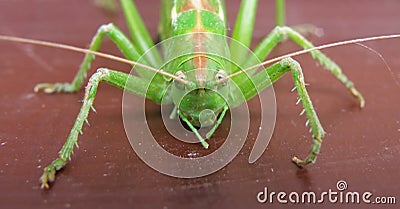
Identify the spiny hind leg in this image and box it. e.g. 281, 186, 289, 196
253, 26, 365, 108
40, 68, 165, 189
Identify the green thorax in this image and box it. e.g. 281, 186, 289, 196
159, 0, 231, 127
159, 0, 226, 39
159, 0, 231, 76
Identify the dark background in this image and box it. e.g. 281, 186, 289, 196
0, 0, 399, 208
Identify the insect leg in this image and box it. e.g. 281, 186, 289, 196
275, 0, 285, 26
253, 26, 365, 107
230, 0, 258, 65
93, 0, 118, 13
274, 0, 322, 37
284, 58, 326, 167
34, 23, 154, 93
120, 0, 162, 65
40, 68, 166, 189
234, 58, 325, 167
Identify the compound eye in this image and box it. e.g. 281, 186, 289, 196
174, 70, 186, 90
216, 70, 228, 88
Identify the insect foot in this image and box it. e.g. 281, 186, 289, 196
292, 156, 310, 168
350, 87, 365, 108
292, 134, 323, 168
34, 82, 76, 94
40, 158, 67, 189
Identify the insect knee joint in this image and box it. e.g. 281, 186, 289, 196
275, 25, 290, 36
99, 23, 115, 32
95, 68, 110, 78
280, 57, 300, 70
84, 69, 109, 98
280, 57, 305, 81
87, 68, 109, 84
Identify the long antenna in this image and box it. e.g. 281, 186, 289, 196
0, 35, 187, 83
225, 34, 400, 80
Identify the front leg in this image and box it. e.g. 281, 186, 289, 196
252, 26, 364, 108
40, 68, 165, 189
34, 23, 160, 94
40, 69, 109, 189
235, 58, 325, 167
283, 58, 326, 166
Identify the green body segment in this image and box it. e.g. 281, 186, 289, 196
159, 0, 226, 39
159, 0, 229, 76
159, 0, 231, 128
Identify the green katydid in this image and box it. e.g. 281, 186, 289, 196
0, 0, 399, 189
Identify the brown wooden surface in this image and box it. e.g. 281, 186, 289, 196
0, 0, 399, 208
